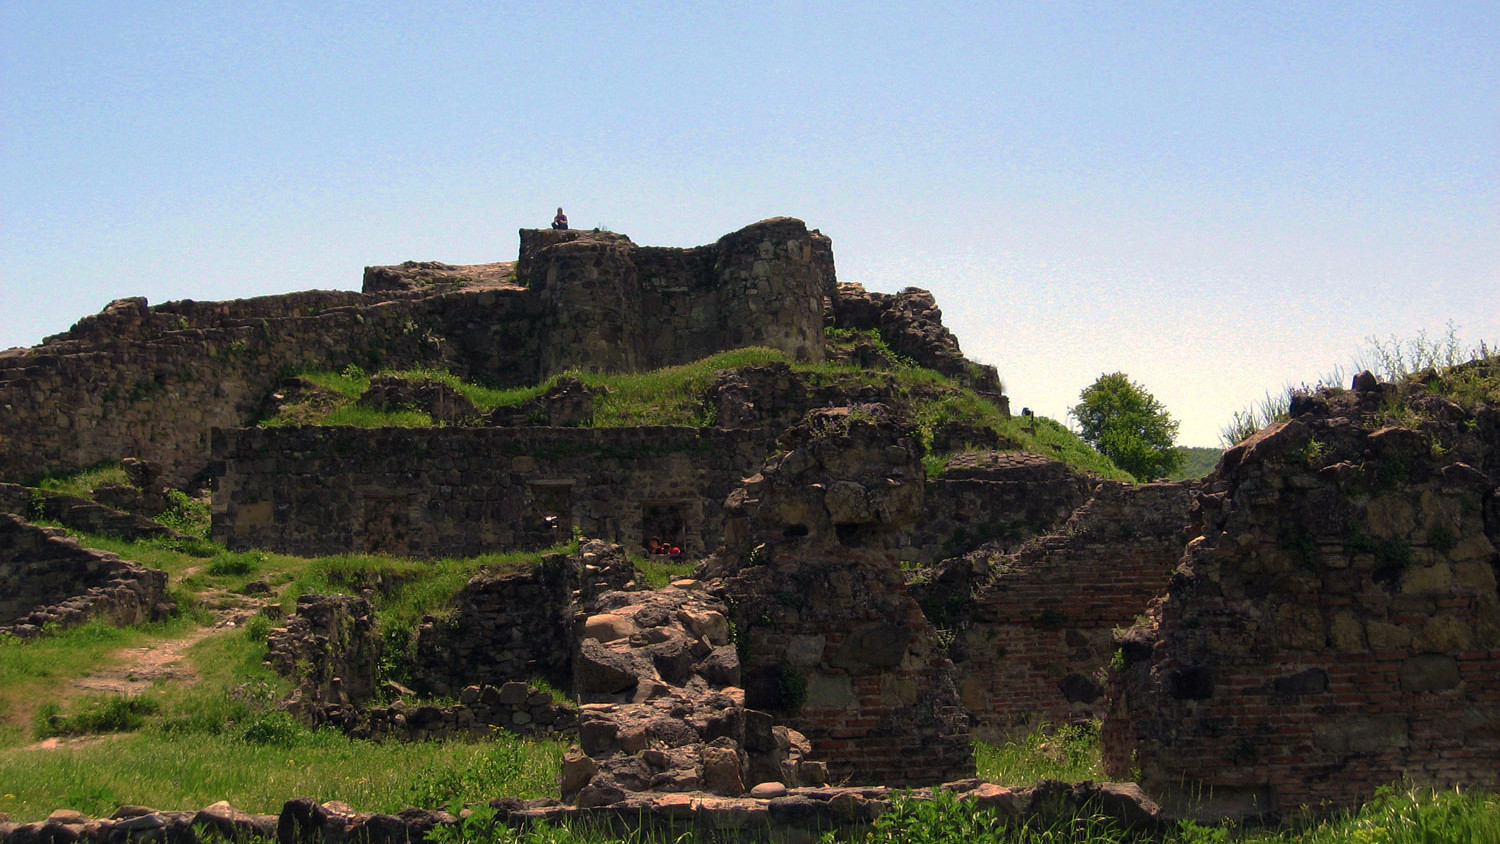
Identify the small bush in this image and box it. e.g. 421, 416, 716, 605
238, 709, 306, 746
35, 695, 160, 738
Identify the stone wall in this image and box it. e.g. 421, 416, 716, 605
829, 283, 1004, 405
907, 451, 1095, 566
266, 594, 382, 712
211, 426, 769, 559
0, 483, 186, 544
1104, 372, 1500, 818
708, 408, 975, 787
0, 779, 1164, 842
411, 554, 579, 696
518, 219, 830, 374
915, 482, 1195, 739
0, 219, 834, 488
0, 512, 175, 637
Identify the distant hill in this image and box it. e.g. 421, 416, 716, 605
1170, 446, 1222, 480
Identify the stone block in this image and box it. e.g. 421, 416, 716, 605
1399, 654, 1461, 693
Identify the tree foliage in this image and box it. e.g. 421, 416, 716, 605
1070, 372, 1183, 481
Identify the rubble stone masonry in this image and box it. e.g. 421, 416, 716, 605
210, 426, 769, 558
1105, 373, 1500, 818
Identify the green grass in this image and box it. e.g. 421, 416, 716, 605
0, 618, 200, 748
35, 462, 131, 499
270, 348, 1132, 482
0, 730, 565, 819
974, 721, 1106, 785
630, 554, 697, 589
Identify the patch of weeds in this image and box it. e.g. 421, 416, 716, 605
242, 615, 272, 643
1427, 524, 1458, 553
156, 489, 210, 539
207, 551, 264, 577
400, 735, 556, 810
238, 709, 306, 747
35, 695, 161, 738
630, 553, 696, 589
35, 462, 131, 500
973, 720, 1104, 785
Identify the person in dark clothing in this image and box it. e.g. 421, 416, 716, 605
552, 208, 569, 230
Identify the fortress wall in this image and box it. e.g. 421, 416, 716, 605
1, 219, 835, 489
0, 512, 174, 636
0, 287, 544, 488
906, 455, 1095, 566
914, 482, 1194, 739
520, 217, 829, 377
210, 426, 770, 559
1104, 383, 1500, 817
715, 413, 976, 787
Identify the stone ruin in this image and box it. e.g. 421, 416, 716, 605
0, 511, 174, 638
1106, 366, 1500, 818
1, 216, 1498, 827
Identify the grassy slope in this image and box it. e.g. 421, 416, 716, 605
269, 345, 1133, 482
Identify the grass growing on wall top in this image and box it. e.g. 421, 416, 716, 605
973, 721, 1106, 785
35, 462, 131, 499
273, 348, 1133, 481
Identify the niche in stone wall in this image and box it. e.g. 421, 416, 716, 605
362, 495, 410, 556
528, 480, 575, 547
641, 502, 691, 553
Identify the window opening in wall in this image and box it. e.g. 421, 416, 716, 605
529, 481, 575, 546
362, 495, 410, 556
641, 502, 688, 556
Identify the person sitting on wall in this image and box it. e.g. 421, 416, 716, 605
552, 207, 569, 230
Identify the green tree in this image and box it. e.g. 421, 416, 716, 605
1070, 372, 1183, 481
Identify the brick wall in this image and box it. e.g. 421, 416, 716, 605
916, 482, 1195, 738
1105, 377, 1500, 818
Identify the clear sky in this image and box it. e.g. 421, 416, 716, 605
3, 2, 1496, 446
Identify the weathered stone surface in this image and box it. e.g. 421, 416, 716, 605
0, 512, 175, 637
1107, 364, 1500, 817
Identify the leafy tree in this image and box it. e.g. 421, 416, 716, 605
1070, 372, 1183, 481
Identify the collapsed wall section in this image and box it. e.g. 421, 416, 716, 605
210, 426, 769, 558
0, 512, 175, 637
0, 286, 542, 487
1105, 376, 1500, 818
915, 482, 1195, 739
709, 408, 975, 787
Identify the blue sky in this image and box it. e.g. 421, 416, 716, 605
3, 2, 1496, 445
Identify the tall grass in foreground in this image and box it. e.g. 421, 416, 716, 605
974, 722, 1106, 785
0, 730, 564, 820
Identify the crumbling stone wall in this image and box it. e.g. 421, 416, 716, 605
0, 512, 175, 637
411, 554, 578, 696
211, 426, 769, 558
0, 483, 186, 544
0, 219, 837, 488
0, 287, 502, 487
907, 451, 1095, 565
914, 481, 1195, 739
518, 218, 830, 374
829, 283, 1004, 405
0, 779, 1165, 842
1105, 373, 1500, 818
707, 408, 975, 787
266, 594, 381, 712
